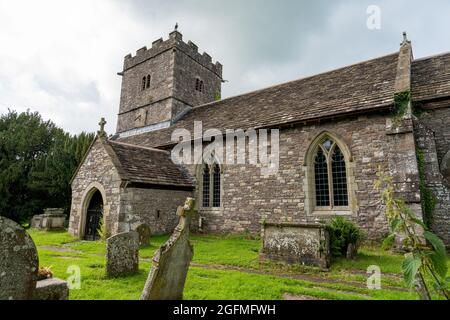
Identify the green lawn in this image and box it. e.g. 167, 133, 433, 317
28, 229, 448, 300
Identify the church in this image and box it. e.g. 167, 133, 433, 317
68, 29, 450, 247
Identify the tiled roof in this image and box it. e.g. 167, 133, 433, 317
118, 53, 400, 148
106, 140, 194, 188
412, 52, 450, 102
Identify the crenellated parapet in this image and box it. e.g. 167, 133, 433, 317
122, 30, 222, 78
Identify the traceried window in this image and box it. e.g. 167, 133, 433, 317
200, 163, 222, 208
313, 138, 349, 208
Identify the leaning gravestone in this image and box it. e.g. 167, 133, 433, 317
136, 224, 152, 247
106, 231, 139, 277
0, 216, 39, 300
141, 198, 195, 300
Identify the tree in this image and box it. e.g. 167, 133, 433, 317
0, 109, 94, 223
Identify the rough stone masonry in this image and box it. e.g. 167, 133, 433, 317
69, 29, 450, 247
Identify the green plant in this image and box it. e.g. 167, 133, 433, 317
416, 147, 436, 228
97, 220, 109, 240
391, 90, 411, 125
375, 169, 449, 300
325, 216, 364, 258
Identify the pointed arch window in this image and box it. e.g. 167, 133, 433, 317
313, 138, 349, 208
200, 162, 222, 208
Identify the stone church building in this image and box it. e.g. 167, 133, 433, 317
69, 29, 450, 246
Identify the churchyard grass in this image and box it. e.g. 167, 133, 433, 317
29, 229, 449, 300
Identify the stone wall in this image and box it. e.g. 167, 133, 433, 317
415, 115, 450, 245
180, 112, 400, 240
417, 107, 450, 167
69, 138, 122, 237
173, 46, 222, 108
118, 187, 193, 235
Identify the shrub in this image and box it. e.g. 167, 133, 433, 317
325, 216, 364, 258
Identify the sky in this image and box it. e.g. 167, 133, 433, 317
0, 0, 449, 134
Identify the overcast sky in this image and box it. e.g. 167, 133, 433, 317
1, 0, 449, 134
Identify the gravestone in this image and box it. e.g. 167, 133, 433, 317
0, 216, 39, 300
141, 198, 195, 300
33, 278, 69, 300
106, 231, 139, 277
30, 208, 66, 231
136, 224, 151, 247
260, 221, 331, 269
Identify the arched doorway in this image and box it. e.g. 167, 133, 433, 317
84, 190, 104, 241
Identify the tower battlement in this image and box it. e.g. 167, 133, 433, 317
122, 31, 223, 78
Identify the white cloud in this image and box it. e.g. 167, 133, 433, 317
0, 0, 449, 134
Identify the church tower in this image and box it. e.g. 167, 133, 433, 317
116, 28, 223, 137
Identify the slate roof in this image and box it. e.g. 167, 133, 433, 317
118, 52, 400, 148
105, 140, 194, 188
411, 52, 450, 102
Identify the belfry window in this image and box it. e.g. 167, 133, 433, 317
195, 78, 204, 93
313, 138, 349, 208
141, 75, 151, 91
200, 162, 222, 208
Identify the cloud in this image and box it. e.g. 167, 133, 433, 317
0, 0, 449, 134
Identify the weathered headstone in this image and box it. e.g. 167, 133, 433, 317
30, 208, 66, 231
136, 224, 152, 247
0, 216, 39, 300
141, 198, 195, 300
346, 243, 358, 259
32, 278, 69, 300
106, 231, 139, 277
260, 222, 331, 269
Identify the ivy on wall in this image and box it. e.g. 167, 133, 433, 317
416, 147, 437, 229
391, 90, 411, 124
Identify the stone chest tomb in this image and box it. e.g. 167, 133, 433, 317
260, 222, 331, 268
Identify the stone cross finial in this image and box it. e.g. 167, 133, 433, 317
98, 117, 107, 137
401, 31, 409, 46
175, 23, 178, 31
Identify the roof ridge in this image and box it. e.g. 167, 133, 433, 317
413, 50, 450, 62
108, 140, 169, 154
190, 51, 399, 112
